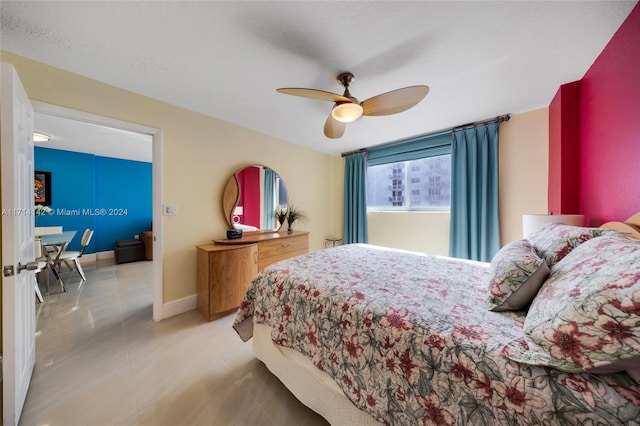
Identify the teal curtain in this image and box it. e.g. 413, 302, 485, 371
367, 131, 452, 166
449, 122, 500, 262
344, 152, 368, 244
263, 168, 275, 229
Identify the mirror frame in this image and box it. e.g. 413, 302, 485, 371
222, 164, 287, 232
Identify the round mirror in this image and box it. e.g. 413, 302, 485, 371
222, 165, 288, 232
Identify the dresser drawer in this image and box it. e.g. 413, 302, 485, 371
258, 234, 308, 260
258, 248, 308, 271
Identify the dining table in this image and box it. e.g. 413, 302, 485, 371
38, 230, 77, 292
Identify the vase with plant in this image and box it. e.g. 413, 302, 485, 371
275, 208, 288, 230
286, 205, 307, 233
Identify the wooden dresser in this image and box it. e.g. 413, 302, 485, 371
196, 231, 309, 321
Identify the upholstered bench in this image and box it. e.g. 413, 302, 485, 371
114, 239, 146, 264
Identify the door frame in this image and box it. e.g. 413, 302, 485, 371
32, 101, 164, 321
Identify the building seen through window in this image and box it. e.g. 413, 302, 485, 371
367, 155, 451, 210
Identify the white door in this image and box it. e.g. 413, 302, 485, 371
1, 62, 36, 426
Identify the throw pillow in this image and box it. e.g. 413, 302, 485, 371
503, 234, 640, 373
487, 240, 549, 312
526, 223, 612, 267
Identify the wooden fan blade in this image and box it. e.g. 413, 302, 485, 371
361, 85, 429, 116
277, 88, 352, 103
324, 112, 346, 139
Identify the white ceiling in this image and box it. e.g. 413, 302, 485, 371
1, 1, 636, 157
34, 111, 152, 162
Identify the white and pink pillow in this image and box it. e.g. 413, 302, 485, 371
526, 223, 613, 267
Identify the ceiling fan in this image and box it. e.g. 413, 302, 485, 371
277, 72, 429, 139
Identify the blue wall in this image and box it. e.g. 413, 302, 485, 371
35, 147, 152, 253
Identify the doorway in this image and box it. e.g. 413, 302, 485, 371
32, 101, 164, 321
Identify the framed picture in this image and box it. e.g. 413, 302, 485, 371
34, 170, 52, 206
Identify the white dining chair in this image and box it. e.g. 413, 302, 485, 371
34, 239, 48, 303
58, 229, 93, 281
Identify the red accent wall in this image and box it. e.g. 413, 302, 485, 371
580, 2, 640, 225
549, 2, 640, 225
548, 81, 581, 215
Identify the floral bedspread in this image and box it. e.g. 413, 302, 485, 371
233, 244, 640, 425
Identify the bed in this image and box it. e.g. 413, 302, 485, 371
233, 219, 640, 425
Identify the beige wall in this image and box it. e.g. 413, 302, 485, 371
332, 155, 345, 239
364, 108, 549, 254
368, 211, 450, 255
498, 108, 549, 244
1, 52, 341, 306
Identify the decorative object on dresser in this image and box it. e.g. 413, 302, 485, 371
196, 231, 309, 321
285, 205, 306, 233
275, 208, 288, 231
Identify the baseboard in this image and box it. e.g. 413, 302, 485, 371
78, 251, 113, 264
79, 253, 97, 264
162, 295, 197, 319
96, 250, 114, 260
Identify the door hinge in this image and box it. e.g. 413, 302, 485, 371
3, 265, 15, 277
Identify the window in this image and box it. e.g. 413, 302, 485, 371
367, 154, 451, 211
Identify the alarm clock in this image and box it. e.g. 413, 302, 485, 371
226, 229, 243, 240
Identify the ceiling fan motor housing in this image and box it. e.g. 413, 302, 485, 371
337, 72, 358, 103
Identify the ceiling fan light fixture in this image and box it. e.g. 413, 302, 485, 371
331, 102, 363, 123
33, 131, 50, 142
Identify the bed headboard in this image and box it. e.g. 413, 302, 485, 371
600, 211, 640, 240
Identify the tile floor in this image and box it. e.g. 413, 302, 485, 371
22, 259, 328, 426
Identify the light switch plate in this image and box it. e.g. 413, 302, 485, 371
163, 204, 178, 216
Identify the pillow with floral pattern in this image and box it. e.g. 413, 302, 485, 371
526, 222, 612, 267
502, 234, 640, 373
488, 240, 549, 312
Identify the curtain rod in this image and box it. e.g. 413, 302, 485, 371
341, 148, 366, 158
452, 114, 510, 131
341, 113, 510, 157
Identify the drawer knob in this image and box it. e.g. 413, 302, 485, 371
282, 243, 290, 248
